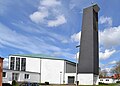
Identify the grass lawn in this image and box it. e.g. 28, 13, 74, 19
78, 83, 119, 86
98, 83, 119, 86
49, 83, 120, 86
98, 83, 118, 86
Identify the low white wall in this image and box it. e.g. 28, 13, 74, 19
78, 73, 94, 85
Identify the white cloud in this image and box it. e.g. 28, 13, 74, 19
53, 51, 75, 59
41, 0, 61, 7
61, 39, 69, 44
3, 58, 9, 68
109, 60, 117, 65
100, 63, 105, 68
100, 26, 120, 47
0, 23, 63, 54
104, 67, 111, 73
29, 11, 48, 23
99, 49, 116, 60
12, 21, 69, 44
48, 15, 67, 27
69, 0, 91, 10
71, 31, 81, 42
100, 61, 117, 70
99, 16, 112, 26
0, 23, 72, 59
29, 0, 66, 27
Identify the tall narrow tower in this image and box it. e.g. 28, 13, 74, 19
78, 4, 100, 85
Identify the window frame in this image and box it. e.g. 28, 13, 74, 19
12, 73, 19, 81
16, 57, 20, 71
100, 79, 103, 81
24, 74, 30, 79
3, 72, 7, 78
21, 58, 26, 71
10, 57, 15, 70
106, 79, 109, 81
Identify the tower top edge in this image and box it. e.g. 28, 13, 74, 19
83, 4, 100, 12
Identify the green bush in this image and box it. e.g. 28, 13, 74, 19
12, 80, 19, 86
116, 81, 120, 83
45, 82, 49, 85
99, 82, 108, 85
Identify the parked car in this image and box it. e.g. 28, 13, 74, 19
2, 83, 12, 86
32, 83, 39, 86
20, 82, 39, 86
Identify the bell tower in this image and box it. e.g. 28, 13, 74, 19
77, 4, 100, 85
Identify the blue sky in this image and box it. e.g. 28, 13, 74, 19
0, 0, 120, 72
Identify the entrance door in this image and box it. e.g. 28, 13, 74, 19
68, 76, 75, 84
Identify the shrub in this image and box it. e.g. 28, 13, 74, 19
45, 82, 49, 85
116, 81, 120, 83
12, 80, 19, 86
99, 82, 108, 85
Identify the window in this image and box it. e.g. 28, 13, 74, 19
24, 74, 30, 79
106, 79, 109, 81
21, 58, 26, 71
100, 79, 103, 81
12, 73, 19, 81
3, 72, 6, 77
16, 57, 20, 71
10, 57, 15, 70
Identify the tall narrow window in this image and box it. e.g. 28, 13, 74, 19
16, 57, 20, 71
10, 57, 15, 70
21, 58, 26, 71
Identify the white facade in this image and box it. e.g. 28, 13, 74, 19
3, 69, 40, 84
26, 57, 40, 73
41, 59, 64, 84
5, 54, 76, 84
8, 55, 41, 73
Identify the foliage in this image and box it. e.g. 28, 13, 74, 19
12, 80, 19, 86
45, 82, 49, 85
111, 60, 120, 79
99, 82, 108, 85
116, 81, 120, 83
99, 69, 108, 77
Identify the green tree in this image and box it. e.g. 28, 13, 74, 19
99, 67, 108, 77
111, 60, 120, 80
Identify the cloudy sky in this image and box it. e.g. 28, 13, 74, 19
0, 0, 120, 71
